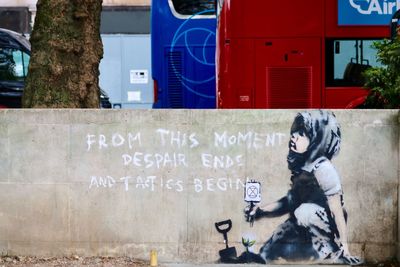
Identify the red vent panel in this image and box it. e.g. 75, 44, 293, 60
266, 67, 312, 108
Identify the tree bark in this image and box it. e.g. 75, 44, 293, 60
22, 0, 103, 108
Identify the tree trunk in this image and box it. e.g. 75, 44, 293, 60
22, 0, 103, 108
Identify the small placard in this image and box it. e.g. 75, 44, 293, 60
127, 91, 141, 102
130, 70, 148, 84
244, 181, 261, 203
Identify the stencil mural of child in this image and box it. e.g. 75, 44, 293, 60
244, 110, 362, 265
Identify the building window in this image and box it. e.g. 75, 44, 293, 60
101, 6, 150, 34
0, 8, 31, 34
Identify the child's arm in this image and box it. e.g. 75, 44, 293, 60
245, 196, 289, 220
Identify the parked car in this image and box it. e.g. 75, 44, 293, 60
0, 28, 111, 108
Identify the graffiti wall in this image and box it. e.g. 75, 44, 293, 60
0, 110, 398, 263
228, 111, 359, 264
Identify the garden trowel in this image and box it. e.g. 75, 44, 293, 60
215, 219, 237, 262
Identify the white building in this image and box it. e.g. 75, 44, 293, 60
0, 0, 151, 32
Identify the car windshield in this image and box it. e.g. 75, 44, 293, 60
0, 47, 30, 82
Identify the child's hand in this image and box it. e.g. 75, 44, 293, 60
244, 204, 260, 221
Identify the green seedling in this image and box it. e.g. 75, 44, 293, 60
242, 237, 256, 252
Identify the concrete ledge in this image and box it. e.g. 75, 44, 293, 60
163, 265, 356, 267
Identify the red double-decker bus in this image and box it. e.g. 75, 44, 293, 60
216, 0, 391, 108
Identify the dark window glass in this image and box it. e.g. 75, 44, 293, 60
0, 8, 31, 33
101, 6, 150, 34
326, 39, 382, 87
171, 0, 215, 16
0, 48, 30, 82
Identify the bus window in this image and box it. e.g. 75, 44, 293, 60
326, 39, 382, 87
0, 48, 30, 82
169, 0, 215, 16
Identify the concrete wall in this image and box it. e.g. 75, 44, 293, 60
0, 110, 398, 263
398, 113, 400, 263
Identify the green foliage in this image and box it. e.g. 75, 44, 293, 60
241, 237, 256, 252
363, 37, 400, 108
